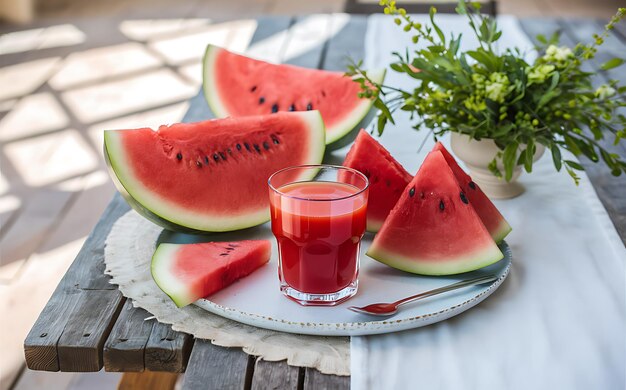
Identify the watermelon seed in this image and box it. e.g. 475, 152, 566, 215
289, 104, 296, 111
469, 181, 476, 190
254, 144, 261, 153
236, 143, 242, 151
220, 253, 229, 256
271, 135, 280, 144
409, 187, 415, 197
460, 192, 469, 204
176, 152, 182, 160
219, 152, 227, 161
386, 179, 391, 187
420, 191, 425, 199
227, 148, 232, 154
439, 200, 445, 211
263, 141, 270, 150
204, 156, 209, 164
259, 97, 265, 104
322, 90, 326, 97
306, 103, 313, 111
271, 103, 279, 113
196, 160, 202, 168
251, 86, 257, 92
213, 153, 220, 162
244, 143, 251, 152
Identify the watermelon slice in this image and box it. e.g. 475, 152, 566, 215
203, 44, 385, 145
152, 240, 271, 307
104, 111, 325, 233
432, 142, 512, 242
367, 151, 504, 275
342, 130, 412, 232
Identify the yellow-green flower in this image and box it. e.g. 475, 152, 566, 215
595, 84, 616, 99
527, 64, 555, 84
544, 45, 573, 63
464, 95, 486, 111
485, 72, 511, 103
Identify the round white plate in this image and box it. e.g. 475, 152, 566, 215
158, 223, 512, 336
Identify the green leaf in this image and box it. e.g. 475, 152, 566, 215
600, 58, 624, 71
536, 34, 548, 44
564, 160, 584, 170
564, 135, 582, 155
551, 144, 562, 171
430, 7, 446, 44
503, 142, 519, 181
524, 140, 535, 173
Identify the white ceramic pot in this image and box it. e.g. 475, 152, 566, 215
450, 133, 545, 199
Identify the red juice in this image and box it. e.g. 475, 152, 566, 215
269, 181, 367, 295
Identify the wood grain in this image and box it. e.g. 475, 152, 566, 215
57, 289, 124, 371
181, 340, 250, 390
251, 359, 301, 390
104, 299, 154, 372
24, 195, 129, 371
145, 322, 192, 372
304, 368, 350, 390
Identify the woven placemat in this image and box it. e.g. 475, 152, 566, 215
104, 210, 350, 375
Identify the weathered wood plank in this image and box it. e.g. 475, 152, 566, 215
57, 289, 124, 371
304, 368, 349, 390
118, 371, 179, 390
103, 299, 154, 372
145, 322, 192, 372
283, 14, 332, 67
24, 195, 129, 371
322, 14, 367, 71
182, 340, 251, 390
251, 359, 300, 390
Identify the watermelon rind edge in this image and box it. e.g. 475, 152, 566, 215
103, 110, 326, 233
202, 44, 386, 146
366, 241, 504, 276
151, 243, 193, 308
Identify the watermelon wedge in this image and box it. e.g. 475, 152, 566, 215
367, 150, 504, 275
104, 111, 325, 233
432, 143, 512, 242
342, 130, 412, 232
152, 240, 271, 307
203, 44, 385, 145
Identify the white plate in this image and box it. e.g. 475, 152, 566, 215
158, 225, 512, 336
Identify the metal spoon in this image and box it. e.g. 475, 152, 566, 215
348, 274, 498, 317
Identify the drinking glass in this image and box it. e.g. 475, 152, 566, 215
268, 165, 369, 306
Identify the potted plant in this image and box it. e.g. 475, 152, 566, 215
348, 0, 626, 198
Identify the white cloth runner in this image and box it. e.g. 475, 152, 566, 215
350, 14, 626, 390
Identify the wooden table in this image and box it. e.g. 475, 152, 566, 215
23, 15, 626, 389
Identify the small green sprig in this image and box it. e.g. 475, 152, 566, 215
347, 0, 626, 184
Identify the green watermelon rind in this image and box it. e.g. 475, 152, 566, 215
151, 243, 193, 308
202, 44, 386, 146
103, 111, 326, 233
492, 222, 513, 244
366, 242, 504, 276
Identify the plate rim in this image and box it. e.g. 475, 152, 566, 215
194, 241, 512, 336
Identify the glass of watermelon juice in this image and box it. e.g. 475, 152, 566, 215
268, 165, 369, 306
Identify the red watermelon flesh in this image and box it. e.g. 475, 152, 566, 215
367, 151, 503, 275
104, 111, 325, 233
432, 142, 512, 242
342, 130, 412, 232
203, 45, 385, 145
152, 240, 271, 307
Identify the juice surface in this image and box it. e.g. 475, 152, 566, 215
270, 181, 367, 294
